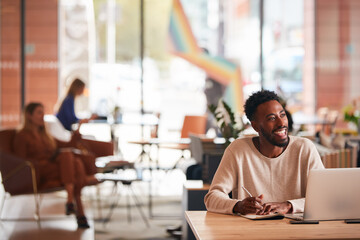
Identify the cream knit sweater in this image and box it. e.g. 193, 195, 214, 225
204, 135, 324, 214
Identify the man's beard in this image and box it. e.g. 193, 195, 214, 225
260, 127, 289, 147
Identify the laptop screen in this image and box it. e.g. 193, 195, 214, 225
304, 168, 360, 221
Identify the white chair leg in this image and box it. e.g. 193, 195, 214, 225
33, 192, 41, 222
0, 192, 7, 220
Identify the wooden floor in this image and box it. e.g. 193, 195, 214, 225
0, 190, 94, 240
0, 169, 186, 240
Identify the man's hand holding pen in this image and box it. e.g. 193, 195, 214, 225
233, 186, 293, 215
233, 195, 292, 215
233, 194, 264, 215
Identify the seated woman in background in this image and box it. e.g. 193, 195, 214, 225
13, 102, 95, 228
56, 78, 97, 131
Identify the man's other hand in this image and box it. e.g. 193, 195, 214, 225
257, 201, 293, 215
233, 194, 264, 215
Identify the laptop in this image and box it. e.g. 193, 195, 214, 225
286, 168, 360, 221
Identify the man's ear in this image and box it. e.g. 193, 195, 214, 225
251, 121, 259, 133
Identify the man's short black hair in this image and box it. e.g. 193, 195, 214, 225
244, 90, 281, 121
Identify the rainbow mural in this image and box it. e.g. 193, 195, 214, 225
168, 0, 244, 113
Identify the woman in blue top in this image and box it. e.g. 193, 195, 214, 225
56, 79, 96, 131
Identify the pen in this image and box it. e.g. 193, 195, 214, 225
242, 186, 253, 197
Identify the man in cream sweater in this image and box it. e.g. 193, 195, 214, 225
204, 90, 324, 215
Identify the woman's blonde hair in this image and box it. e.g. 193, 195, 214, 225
55, 78, 85, 113
23, 102, 56, 149
67, 78, 85, 97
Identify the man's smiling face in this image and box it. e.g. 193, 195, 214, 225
253, 100, 289, 147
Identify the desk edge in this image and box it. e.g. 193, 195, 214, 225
185, 211, 202, 240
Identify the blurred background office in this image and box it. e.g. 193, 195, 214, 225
1, 0, 359, 134
1, 0, 360, 239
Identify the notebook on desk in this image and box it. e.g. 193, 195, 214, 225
286, 168, 360, 221
239, 213, 284, 220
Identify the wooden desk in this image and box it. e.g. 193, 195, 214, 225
185, 211, 360, 239
182, 182, 210, 240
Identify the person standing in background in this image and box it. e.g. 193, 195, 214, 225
56, 78, 97, 131
204, 76, 226, 133
201, 48, 227, 134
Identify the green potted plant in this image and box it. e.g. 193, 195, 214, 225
208, 99, 246, 146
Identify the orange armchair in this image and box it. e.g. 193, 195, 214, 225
0, 129, 63, 221
0, 128, 114, 221
0, 129, 48, 195
159, 115, 207, 168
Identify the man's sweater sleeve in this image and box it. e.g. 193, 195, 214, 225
288, 198, 305, 213
204, 148, 240, 215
